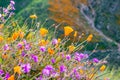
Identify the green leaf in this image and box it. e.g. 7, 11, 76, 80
0, 58, 3, 63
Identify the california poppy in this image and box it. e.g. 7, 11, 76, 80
12, 32, 19, 41
18, 30, 24, 39
48, 48, 54, 55
39, 39, 48, 46
0, 36, 4, 42
64, 26, 73, 36
0, 24, 4, 29
69, 45, 75, 52
14, 66, 21, 74
8, 75, 15, 80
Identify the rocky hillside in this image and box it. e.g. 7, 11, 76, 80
78, 0, 120, 49
0, 0, 119, 50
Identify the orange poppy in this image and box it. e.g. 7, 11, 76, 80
0, 36, 4, 42
14, 66, 21, 74
39, 39, 48, 46
48, 48, 54, 55
2, 54, 8, 59
18, 30, 24, 39
12, 32, 19, 41
64, 26, 73, 36
8, 75, 15, 80
0, 24, 4, 29
69, 45, 75, 52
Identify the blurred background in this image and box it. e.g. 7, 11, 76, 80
0, 0, 120, 68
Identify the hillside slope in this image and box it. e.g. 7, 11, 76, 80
0, 0, 118, 50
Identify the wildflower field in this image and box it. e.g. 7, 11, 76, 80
0, 0, 120, 80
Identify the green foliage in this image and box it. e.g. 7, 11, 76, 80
0, 0, 49, 25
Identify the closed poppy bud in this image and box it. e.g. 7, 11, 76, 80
30, 14, 37, 19
100, 65, 106, 71
86, 34, 93, 42
64, 26, 73, 36
74, 31, 77, 37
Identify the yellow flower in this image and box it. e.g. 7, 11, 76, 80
91, 67, 95, 71
14, 66, 21, 74
0, 36, 4, 42
100, 65, 106, 71
27, 33, 33, 39
69, 45, 75, 52
39, 28, 48, 37
30, 14, 37, 19
57, 38, 61, 43
48, 48, 54, 55
8, 75, 15, 80
12, 22, 16, 27
7, 37, 12, 43
74, 31, 77, 37
79, 69, 84, 74
64, 26, 74, 36
86, 34, 93, 42
82, 32, 85, 36
89, 73, 95, 79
